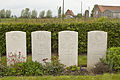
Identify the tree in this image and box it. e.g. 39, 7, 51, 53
31, 10, 37, 18
6, 10, 11, 18
46, 10, 52, 18
91, 4, 97, 17
58, 6, 61, 18
21, 9, 25, 18
21, 8, 31, 18
39, 10, 45, 18
28, 11, 31, 18
24, 8, 31, 18
0, 9, 5, 18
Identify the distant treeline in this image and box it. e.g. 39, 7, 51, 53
0, 7, 83, 19
0, 9, 11, 18
0, 8, 53, 19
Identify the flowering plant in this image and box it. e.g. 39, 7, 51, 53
7, 51, 26, 65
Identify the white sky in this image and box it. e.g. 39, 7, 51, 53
0, 0, 120, 17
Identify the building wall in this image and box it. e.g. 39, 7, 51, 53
112, 12, 120, 18
93, 5, 120, 18
103, 10, 112, 18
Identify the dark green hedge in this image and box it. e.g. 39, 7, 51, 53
0, 22, 120, 55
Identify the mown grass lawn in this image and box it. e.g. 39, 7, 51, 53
0, 73, 120, 80
1, 55, 87, 67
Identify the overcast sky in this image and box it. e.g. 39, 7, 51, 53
0, 0, 120, 17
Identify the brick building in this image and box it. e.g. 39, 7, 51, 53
93, 5, 120, 18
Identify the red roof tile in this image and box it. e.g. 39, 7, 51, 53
98, 5, 120, 12
65, 9, 74, 16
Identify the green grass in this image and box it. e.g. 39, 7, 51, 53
78, 55, 87, 66
0, 73, 120, 80
1, 55, 87, 66
1, 18, 120, 24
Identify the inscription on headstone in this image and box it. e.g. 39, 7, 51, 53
85, 10, 89, 21
32, 31, 51, 64
6, 31, 26, 66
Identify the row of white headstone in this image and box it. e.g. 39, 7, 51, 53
6, 31, 107, 69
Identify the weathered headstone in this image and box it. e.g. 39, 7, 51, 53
87, 31, 107, 69
32, 31, 51, 64
6, 31, 26, 66
85, 10, 89, 21
59, 31, 78, 67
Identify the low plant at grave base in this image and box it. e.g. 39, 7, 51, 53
0, 61, 44, 77
42, 56, 65, 76
7, 51, 26, 65
0, 56, 64, 77
0, 65, 9, 77
64, 65, 88, 75
91, 62, 112, 74
0, 56, 87, 77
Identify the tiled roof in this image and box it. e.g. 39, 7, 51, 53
98, 5, 120, 12
65, 9, 74, 16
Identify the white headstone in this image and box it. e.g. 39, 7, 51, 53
87, 31, 107, 69
6, 31, 26, 66
59, 31, 78, 67
32, 31, 51, 64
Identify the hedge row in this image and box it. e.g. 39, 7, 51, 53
0, 22, 120, 55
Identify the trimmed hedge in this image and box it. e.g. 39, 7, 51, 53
0, 22, 120, 55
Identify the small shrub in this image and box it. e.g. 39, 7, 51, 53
1, 61, 44, 76
105, 47, 120, 71
91, 62, 110, 74
0, 63, 11, 77
43, 56, 65, 76
14, 61, 44, 76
